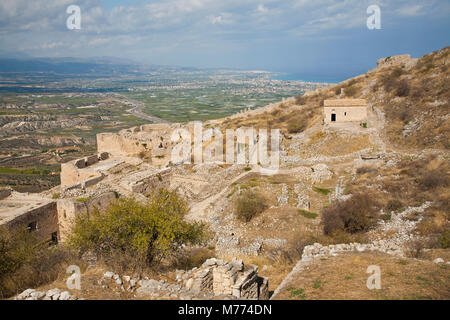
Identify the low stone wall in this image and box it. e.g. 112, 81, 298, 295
120, 168, 171, 195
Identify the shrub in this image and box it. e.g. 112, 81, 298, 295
385, 199, 404, 212
322, 193, 379, 235
287, 119, 307, 134
356, 167, 378, 175
345, 85, 359, 97
381, 76, 410, 97
391, 67, 405, 78
405, 239, 426, 258
395, 80, 410, 97
234, 189, 268, 222
295, 95, 307, 105
439, 229, 450, 249
419, 170, 449, 190
68, 190, 205, 267
0, 226, 77, 298
289, 234, 316, 258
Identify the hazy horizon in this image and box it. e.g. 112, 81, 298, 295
0, 1, 449, 79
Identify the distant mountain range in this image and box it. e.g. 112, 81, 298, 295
0, 56, 198, 76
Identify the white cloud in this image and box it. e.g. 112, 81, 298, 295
210, 15, 223, 24
257, 4, 269, 14
0, 0, 448, 60
396, 4, 424, 17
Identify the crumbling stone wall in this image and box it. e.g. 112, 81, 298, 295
6, 202, 58, 243
60, 152, 109, 188
97, 132, 147, 157
179, 258, 269, 300
57, 192, 117, 241
376, 54, 417, 69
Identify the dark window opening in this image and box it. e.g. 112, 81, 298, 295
344, 112, 347, 116
50, 232, 58, 245
331, 113, 336, 122
27, 221, 37, 232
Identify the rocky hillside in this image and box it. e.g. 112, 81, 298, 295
217, 46, 449, 151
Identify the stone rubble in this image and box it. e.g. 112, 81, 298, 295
15, 288, 79, 301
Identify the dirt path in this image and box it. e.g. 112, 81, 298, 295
185, 169, 256, 222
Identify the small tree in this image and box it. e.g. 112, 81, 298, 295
68, 190, 205, 266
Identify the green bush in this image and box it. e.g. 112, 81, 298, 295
68, 190, 205, 266
234, 190, 268, 222
322, 193, 379, 235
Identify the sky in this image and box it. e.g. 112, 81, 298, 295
0, 0, 449, 79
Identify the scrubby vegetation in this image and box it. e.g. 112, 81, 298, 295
68, 190, 205, 271
234, 189, 268, 222
322, 193, 379, 235
0, 226, 78, 298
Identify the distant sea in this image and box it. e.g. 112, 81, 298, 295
270, 73, 346, 84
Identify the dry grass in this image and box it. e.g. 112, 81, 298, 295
274, 251, 450, 300
308, 133, 372, 157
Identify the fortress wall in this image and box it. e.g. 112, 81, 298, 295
60, 153, 110, 188
60, 163, 101, 188
6, 202, 58, 243
97, 133, 147, 157
128, 169, 171, 195
57, 192, 117, 241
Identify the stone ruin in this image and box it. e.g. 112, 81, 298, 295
177, 258, 269, 300
15, 258, 269, 301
